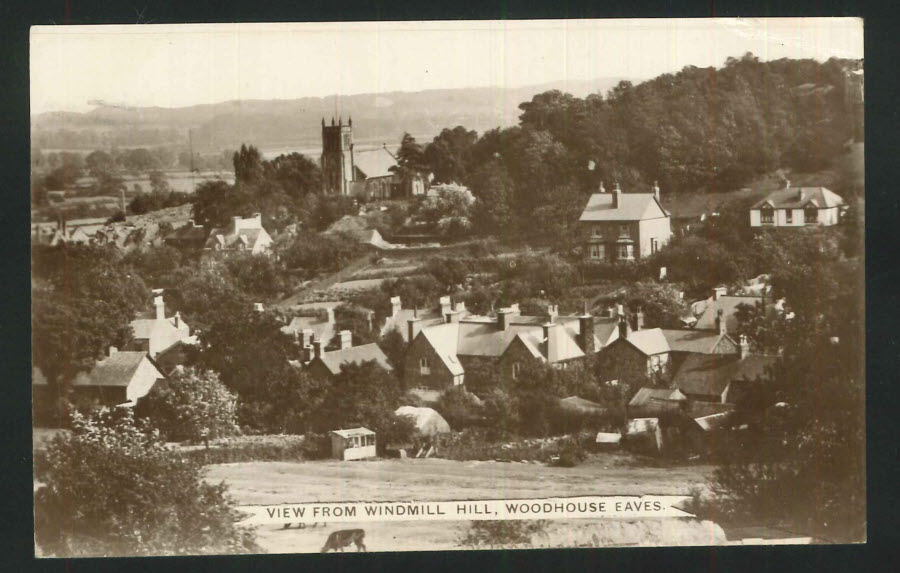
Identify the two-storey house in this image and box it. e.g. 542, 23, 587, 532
579, 182, 672, 261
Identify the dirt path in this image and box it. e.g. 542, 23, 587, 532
207, 457, 720, 554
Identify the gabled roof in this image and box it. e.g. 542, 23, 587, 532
694, 295, 766, 333
281, 315, 336, 347
661, 329, 735, 354
751, 187, 844, 210
74, 351, 158, 388
579, 192, 669, 222
316, 343, 393, 376
673, 354, 777, 398
421, 323, 465, 376
353, 147, 398, 179
624, 328, 670, 356
559, 396, 606, 414
593, 317, 620, 347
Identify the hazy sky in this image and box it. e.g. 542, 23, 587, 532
30, 18, 863, 115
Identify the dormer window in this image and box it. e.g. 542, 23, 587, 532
419, 357, 430, 375
761, 206, 774, 224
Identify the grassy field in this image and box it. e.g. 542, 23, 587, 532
206, 455, 721, 553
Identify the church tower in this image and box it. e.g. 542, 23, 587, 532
320, 116, 355, 195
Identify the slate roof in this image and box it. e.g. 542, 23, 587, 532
673, 354, 778, 399
661, 329, 736, 354
694, 296, 766, 333
593, 317, 620, 347
73, 351, 155, 388
628, 387, 687, 408
316, 343, 393, 376
751, 187, 844, 210
625, 328, 671, 356
354, 147, 398, 179
382, 308, 445, 342
579, 192, 669, 222
281, 315, 336, 348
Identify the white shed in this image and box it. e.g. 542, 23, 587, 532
331, 427, 376, 461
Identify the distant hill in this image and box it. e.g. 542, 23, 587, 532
31, 78, 632, 153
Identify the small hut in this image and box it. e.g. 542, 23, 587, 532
331, 427, 376, 461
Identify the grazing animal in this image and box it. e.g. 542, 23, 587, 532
321, 529, 366, 553
283, 522, 326, 529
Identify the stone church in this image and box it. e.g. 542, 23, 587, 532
320, 117, 427, 199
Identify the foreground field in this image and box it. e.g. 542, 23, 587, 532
206, 455, 721, 553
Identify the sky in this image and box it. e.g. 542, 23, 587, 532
30, 18, 864, 115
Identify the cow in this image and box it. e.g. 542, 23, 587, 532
320, 529, 366, 553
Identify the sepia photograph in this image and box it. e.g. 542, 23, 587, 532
30, 18, 865, 557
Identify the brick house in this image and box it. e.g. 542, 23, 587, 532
579, 181, 673, 261
301, 331, 393, 380
125, 291, 194, 359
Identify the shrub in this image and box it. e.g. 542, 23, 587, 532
459, 520, 550, 549
435, 386, 484, 430
34, 408, 259, 557
176, 434, 319, 464
136, 368, 240, 443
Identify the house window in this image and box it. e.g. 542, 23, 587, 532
785, 209, 793, 224
651, 238, 659, 254
649, 354, 663, 372
590, 244, 605, 260
761, 206, 774, 224
618, 243, 633, 260
803, 205, 818, 224
619, 224, 630, 237
512, 362, 521, 380
419, 357, 430, 375
592, 227, 603, 237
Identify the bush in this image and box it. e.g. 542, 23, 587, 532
435, 386, 484, 430
176, 434, 320, 465
459, 520, 550, 549
34, 408, 259, 557
136, 368, 240, 443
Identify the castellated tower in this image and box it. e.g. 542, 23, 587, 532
320, 116, 355, 195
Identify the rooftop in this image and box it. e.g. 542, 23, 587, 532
73, 351, 152, 388
332, 427, 375, 438
751, 187, 844, 210
673, 353, 778, 398
354, 147, 398, 179
579, 192, 669, 222
316, 343, 393, 376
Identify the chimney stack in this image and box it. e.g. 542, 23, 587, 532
340, 330, 352, 350
301, 328, 314, 349
634, 306, 645, 331
653, 180, 660, 202
715, 309, 726, 335
326, 308, 336, 324
617, 315, 629, 340
154, 295, 165, 321
613, 181, 621, 208
108, 346, 118, 357
599, 181, 606, 193
713, 286, 727, 301
785, 178, 791, 190
440, 296, 452, 316
312, 338, 323, 360
497, 309, 511, 331
408, 318, 423, 342
738, 335, 750, 359
541, 323, 557, 361
579, 303, 595, 354
174, 311, 181, 328
547, 304, 559, 322
390, 296, 402, 317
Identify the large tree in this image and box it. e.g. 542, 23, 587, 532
34, 408, 259, 556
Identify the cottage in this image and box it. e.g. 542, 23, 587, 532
304, 331, 393, 379
282, 305, 338, 352
331, 427, 377, 461
749, 183, 845, 227
671, 346, 777, 404
203, 213, 273, 255
404, 302, 603, 392
579, 181, 672, 261
72, 347, 166, 408
380, 296, 468, 343
125, 292, 194, 359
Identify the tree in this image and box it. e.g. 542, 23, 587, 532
417, 184, 475, 238
390, 133, 430, 189
233, 144, 265, 185
310, 361, 403, 439
264, 152, 322, 199
424, 126, 478, 184
624, 282, 689, 329
85, 150, 116, 178
379, 327, 408, 381
149, 170, 170, 194
34, 408, 259, 557
135, 368, 240, 442
469, 159, 515, 235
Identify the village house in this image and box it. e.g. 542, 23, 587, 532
380, 296, 467, 342
300, 331, 393, 380
749, 182, 845, 227
202, 213, 273, 255
403, 302, 609, 392
320, 117, 428, 198
70, 347, 166, 408
124, 291, 195, 359
282, 305, 339, 350
690, 287, 774, 334
671, 340, 777, 404
579, 181, 673, 261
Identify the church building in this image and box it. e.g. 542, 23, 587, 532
320, 117, 428, 199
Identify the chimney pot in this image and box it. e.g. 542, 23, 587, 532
313, 339, 323, 359
738, 335, 750, 359
340, 330, 352, 349
154, 295, 165, 321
